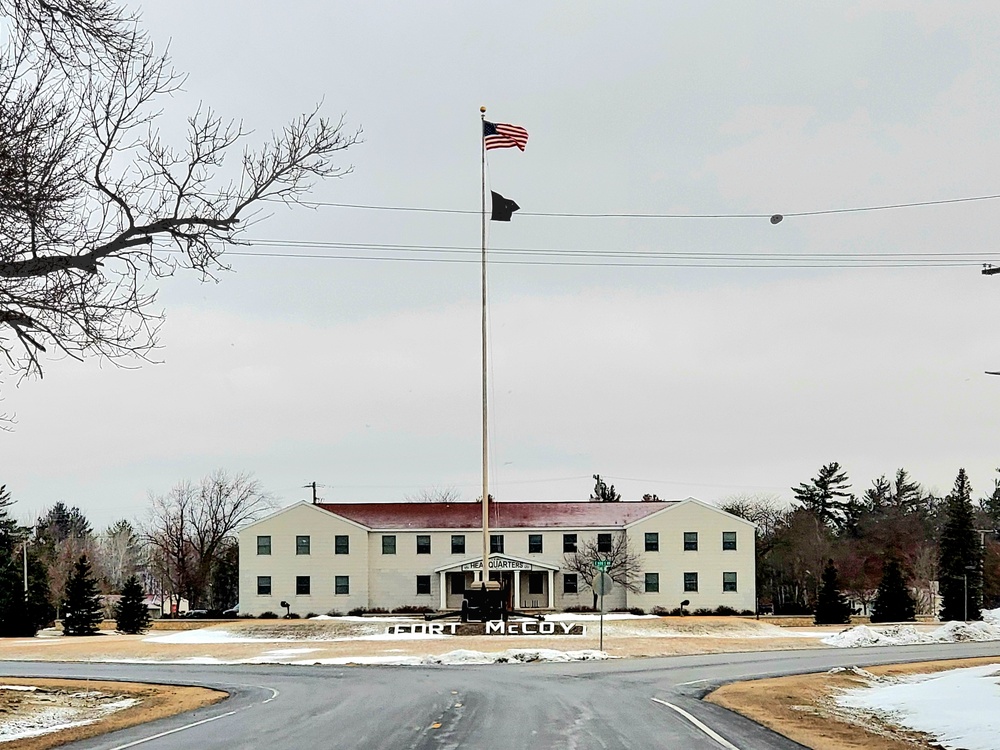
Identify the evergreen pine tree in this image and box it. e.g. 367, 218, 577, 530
63, 554, 104, 636
939, 468, 982, 622
0, 485, 50, 637
870, 557, 917, 623
814, 558, 852, 625
793, 463, 854, 530
981, 469, 1000, 532
114, 575, 151, 634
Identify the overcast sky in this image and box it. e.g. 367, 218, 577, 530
6, 1, 1000, 527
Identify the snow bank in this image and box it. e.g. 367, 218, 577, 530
823, 609, 1000, 648
837, 664, 1000, 750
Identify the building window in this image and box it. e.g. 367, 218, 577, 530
563, 573, 578, 594
528, 534, 543, 554
683, 532, 698, 551
597, 533, 612, 553
416, 575, 431, 595
563, 534, 578, 553
684, 572, 698, 592
451, 574, 466, 596
382, 535, 396, 555
335, 575, 349, 595
451, 535, 466, 554
723, 572, 738, 592
490, 534, 504, 554
296, 535, 311, 555
335, 535, 350, 555
256, 535, 271, 555
644, 532, 659, 552
416, 535, 431, 554
644, 573, 659, 593
528, 572, 545, 595
256, 576, 271, 595
296, 576, 310, 595
722, 531, 737, 551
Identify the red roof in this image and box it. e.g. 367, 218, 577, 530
316, 501, 676, 530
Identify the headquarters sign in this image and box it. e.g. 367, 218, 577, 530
460, 556, 534, 571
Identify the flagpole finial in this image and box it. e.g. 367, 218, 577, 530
480, 106, 487, 114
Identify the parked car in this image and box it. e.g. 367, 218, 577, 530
223, 603, 239, 617
182, 609, 209, 618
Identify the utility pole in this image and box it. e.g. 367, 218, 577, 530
304, 481, 318, 505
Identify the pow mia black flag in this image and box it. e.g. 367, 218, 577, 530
490, 191, 520, 222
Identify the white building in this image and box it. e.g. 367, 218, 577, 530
238, 498, 756, 615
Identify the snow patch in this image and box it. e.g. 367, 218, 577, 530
837, 664, 1000, 750
822, 610, 1000, 648
543, 613, 658, 622
292, 649, 610, 666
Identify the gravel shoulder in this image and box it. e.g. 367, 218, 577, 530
706, 656, 1000, 750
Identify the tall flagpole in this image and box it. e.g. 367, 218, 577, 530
480, 105, 489, 586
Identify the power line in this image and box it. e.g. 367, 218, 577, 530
246, 237, 996, 260
290, 191, 1000, 220
184, 248, 979, 269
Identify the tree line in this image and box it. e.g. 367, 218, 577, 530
722, 463, 996, 621
0, 470, 271, 637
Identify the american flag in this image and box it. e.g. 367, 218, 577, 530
483, 121, 529, 151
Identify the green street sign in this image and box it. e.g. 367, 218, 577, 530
594, 560, 610, 571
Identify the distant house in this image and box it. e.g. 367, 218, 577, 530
100, 595, 189, 619
142, 594, 190, 618
238, 498, 756, 616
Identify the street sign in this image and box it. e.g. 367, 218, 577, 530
593, 572, 614, 596
594, 560, 610, 571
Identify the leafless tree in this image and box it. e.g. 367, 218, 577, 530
563, 531, 642, 609
0, 1, 360, 410
144, 470, 272, 609
94, 518, 143, 593
717, 492, 788, 539
405, 487, 464, 503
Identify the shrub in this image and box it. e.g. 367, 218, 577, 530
651, 606, 670, 616
610, 607, 645, 616
692, 608, 715, 616
325, 610, 343, 617
564, 605, 596, 613
283, 612, 301, 619
259, 611, 278, 619
347, 607, 367, 617
713, 605, 739, 616
390, 605, 434, 614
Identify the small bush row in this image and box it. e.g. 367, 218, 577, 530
649, 605, 755, 617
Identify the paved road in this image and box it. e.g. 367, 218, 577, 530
5, 643, 1000, 749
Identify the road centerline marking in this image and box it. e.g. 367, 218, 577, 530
651, 698, 742, 750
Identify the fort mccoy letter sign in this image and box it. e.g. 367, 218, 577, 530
386, 621, 587, 636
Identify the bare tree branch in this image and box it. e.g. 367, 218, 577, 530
0, 0, 361, 417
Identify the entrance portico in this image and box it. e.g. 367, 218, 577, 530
434, 554, 559, 611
